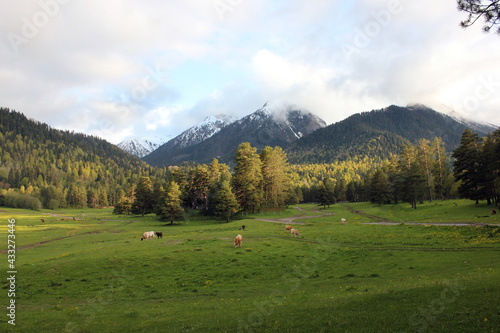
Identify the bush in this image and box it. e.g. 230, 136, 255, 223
2, 191, 42, 210
47, 199, 60, 210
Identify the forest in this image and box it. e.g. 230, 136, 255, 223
1, 107, 499, 221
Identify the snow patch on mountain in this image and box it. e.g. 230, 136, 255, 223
431, 104, 497, 134
171, 114, 236, 149
117, 136, 168, 158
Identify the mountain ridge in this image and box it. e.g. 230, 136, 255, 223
285, 104, 497, 164
143, 103, 326, 166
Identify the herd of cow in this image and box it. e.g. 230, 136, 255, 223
140, 219, 348, 247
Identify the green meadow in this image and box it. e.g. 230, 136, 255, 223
1, 200, 499, 332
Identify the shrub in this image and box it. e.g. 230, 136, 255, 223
48, 199, 60, 210
2, 191, 42, 210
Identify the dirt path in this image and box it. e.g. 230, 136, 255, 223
342, 204, 389, 222
254, 206, 334, 224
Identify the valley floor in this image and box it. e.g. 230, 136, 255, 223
1, 200, 499, 332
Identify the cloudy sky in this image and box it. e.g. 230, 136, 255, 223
1, 0, 499, 144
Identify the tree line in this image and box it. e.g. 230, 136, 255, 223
312, 128, 500, 209
113, 143, 292, 223
1, 107, 498, 215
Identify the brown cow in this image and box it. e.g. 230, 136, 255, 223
234, 234, 243, 248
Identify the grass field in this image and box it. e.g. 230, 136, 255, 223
1, 200, 499, 332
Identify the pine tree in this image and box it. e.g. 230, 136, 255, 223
214, 180, 240, 222
369, 169, 392, 204
431, 137, 449, 201
318, 178, 335, 209
416, 138, 434, 201
260, 146, 290, 208
152, 180, 165, 216
158, 181, 184, 225
131, 177, 154, 216
233, 142, 264, 213
452, 129, 483, 204
479, 131, 500, 205
397, 144, 427, 208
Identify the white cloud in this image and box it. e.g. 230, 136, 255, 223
0, 0, 499, 147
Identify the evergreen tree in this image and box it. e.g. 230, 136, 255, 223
233, 142, 264, 213
369, 169, 392, 204
346, 181, 357, 202
158, 181, 184, 225
397, 144, 427, 208
318, 178, 335, 209
260, 146, 290, 208
206, 159, 232, 216
432, 137, 449, 201
213, 180, 240, 222
113, 198, 132, 215
98, 189, 109, 208
416, 138, 434, 201
479, 130, 500, 205
152, 180, 165, 216
131, 177, 154, 216
208, 158, 222, 186
285, 191, 298, 208
452, 129, 483, 204
334, 178, 347, 202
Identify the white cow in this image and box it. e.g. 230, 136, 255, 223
141, 231, 156, 241
290, 228, 301, 238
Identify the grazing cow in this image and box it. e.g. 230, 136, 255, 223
492, 209, 497, 215
341, 218, 346, 224
141, 231, 156, 241
234, 234, 243, 248
155, 231, 163, 239
285, 225, 293, 231
41, 218, 45, 223
290, 228, 301, 238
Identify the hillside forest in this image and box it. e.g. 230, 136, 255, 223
0, 108, 499, 222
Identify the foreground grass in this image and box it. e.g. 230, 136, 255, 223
1, 201, 499, 332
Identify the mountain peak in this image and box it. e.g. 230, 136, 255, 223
117, 136, 168, 158
201, 114, 236, 126
144, 103, 327, 166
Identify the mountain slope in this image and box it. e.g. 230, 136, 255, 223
0, 107, 162, 208
286, 105, 497, 164
0, 108, 144, 167
144, 104, 326, 166
435, 104, 498, 135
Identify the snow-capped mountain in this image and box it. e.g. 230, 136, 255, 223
118, 115, 235, 159
166, 114, 236, 150
433, 104, 497, 134
117, 136, 168, 158
144, 103, 326, 166
142, 114, 236, 165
